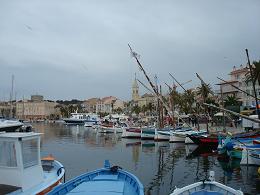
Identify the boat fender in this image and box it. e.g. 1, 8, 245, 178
258, 167, 260, 175
110, 166, 122, 173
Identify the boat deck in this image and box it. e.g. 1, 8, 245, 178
0, 184, 21, 195
67, 174, 137, 195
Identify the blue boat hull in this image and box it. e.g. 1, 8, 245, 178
48, 161, 144, 195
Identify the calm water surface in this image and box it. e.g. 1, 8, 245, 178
34, 123, 260, 195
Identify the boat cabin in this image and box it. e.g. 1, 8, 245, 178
0, 132, 43, 194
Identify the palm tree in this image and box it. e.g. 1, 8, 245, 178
197, 83, 212, 101
224, 95, 241, 107
179, 90, 195, 114
245, 60, 260, 86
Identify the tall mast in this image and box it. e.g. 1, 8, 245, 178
246, 49, 260, 119
10, 75, 14, 118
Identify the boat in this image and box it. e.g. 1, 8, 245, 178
253, 139, 260, 145
63, 112, 100, 125
122, 128, 141, 138
218, 135, 260, 159
240, 148, 260, 166
99, 121, 126, 133
48, 160, 144, 195
189, 131, 260, 149
170, 129, 207, 143
0, 132, 65, 194
154, 127, 174, 141
184, 130, 207, 144
141, 127, 155, 140
170, 171, 243, 195
0, 118, 23, 132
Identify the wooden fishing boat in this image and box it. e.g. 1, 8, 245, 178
253, 139, 260, 145
170, 129, 207, 143
141, 127, 155, 140
0, 132, 65, 195
122, 128, 141, 138
154, 129, 171, 141
48, 160, 144, 195
170, 171, 243, 195
189, 131, 260, 149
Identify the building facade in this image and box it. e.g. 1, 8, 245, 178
83, 98, 100, 113
96, 96, 124, 114
16, 95, 57, 120
218, 65, 260, 107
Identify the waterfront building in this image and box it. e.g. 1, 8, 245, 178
83, 98, 100, 113
218, 65, 260, 108
16, 95, 57, 120
0, 101, 14, 118
96, 96, 124, 114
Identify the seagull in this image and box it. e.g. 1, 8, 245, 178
25, 25, 32, 31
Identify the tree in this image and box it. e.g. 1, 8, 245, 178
224, 95, 241, 114
132, 105, 141, 114
178, 90, 195, 114
224, 95, 241, 107
245, 60, 260, 86
146, 102, 155, 114
197, 83, 212, 101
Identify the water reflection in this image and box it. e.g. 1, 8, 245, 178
32, 123, 259, 195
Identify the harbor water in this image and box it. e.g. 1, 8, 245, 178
35, 123, 260, 195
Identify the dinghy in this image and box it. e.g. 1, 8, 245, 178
48, 160, 144, 195
170, 171, 243, 195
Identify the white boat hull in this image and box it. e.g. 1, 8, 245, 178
170, 134, 186, 142
241, 148, 260, 166
99, 126, 115, 133
122, 129, 141, 138
154, 131, 170, 141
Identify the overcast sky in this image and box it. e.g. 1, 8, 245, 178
0, 0, 260, 101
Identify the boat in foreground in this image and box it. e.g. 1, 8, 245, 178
170, 171, 243, 195
0, 132, 65, 194
48, 160, 144, 195
0, 118, 23, 132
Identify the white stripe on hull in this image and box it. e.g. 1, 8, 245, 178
154, 133, 170, 141
170, 135, 185, 142
122, 129, 141, 138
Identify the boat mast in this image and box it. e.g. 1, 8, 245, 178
9, 74, 14, 118
246, 48, 260, 119
128, 44, 192, 128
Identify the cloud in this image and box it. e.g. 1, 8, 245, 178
0, 0, 259, 101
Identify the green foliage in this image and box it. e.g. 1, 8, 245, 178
245, 60, 260, 86
197, 83, 212, 101
178, 90, 195, 114
224, 95, 241, 107
132, 105, 141, 114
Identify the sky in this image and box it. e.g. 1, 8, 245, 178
0, 0, 260, 101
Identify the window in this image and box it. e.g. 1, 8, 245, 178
22, 138, 39, 168
0, 141, 17, 167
